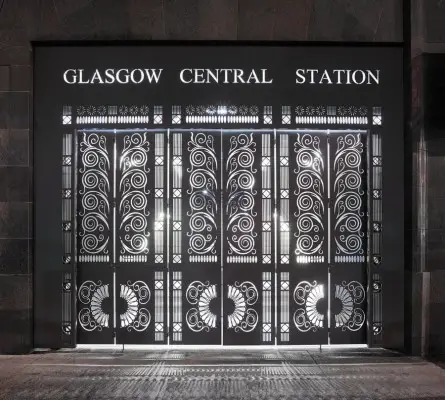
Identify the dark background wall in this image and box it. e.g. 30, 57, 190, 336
2, 0, 439, 355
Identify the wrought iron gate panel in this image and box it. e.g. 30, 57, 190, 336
330, 266, 367, 344
114, 131, 167, 344
278, 131, 328, 267
77, 130, 167, 345
222, 131, 274, 345
278, 267, 328, 345
328, 131, 367, 344
170, 268, 221, 344
169, 131, 222, 344
277, 131, 329, 344
115, 131, 167, 266
330, 132, 367, 264
76, 132, 114, 344
77, 267, 114, 344
116, 268, 167, 344
223, 268, 273, 345
77, 132, 113, 263
277, 130, 367, 345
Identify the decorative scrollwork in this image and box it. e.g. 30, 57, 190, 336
120, 280, 151, 332
333, 134, 365, 262
227, 281, 259, 332
334, 280, 366, 331
78, 133, 110, 258
185, 281, 217, 332
293, 133, 325, 263
119, 133, 151, 258
293, 281, 325, 332
226, 133, 257, 259
78, 280, 110, 332
186, 133, 218, 259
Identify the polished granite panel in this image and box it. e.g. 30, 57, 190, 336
0, 167, 31, 202
0, 202, 29, 238
0, 238, 29, 274
0, 349, 444, 399
0, 129, 29, 166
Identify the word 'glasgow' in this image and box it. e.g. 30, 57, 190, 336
63, 68, 163, 84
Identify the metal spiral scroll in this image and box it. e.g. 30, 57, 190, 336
119, 132, 151, 257
333, 134, 364, 260
120, 280, 151, 332
226, 133, 257, 257
227, 281, 259, 332
186, 281, 218, 332
334, 280, 366, 331
186, 133, 218, 258
293, 280, 325, 332
293, 134, 325, 262
78, 280, 110, 332
78, 133, 110, 257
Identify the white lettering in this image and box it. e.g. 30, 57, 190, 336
104, 69, 115, 84
180, 69, 193, 83
352, 70, 366, 85
295, 69, 306, 84
320, 70, 332, 84
307, 69, 318, 84
144, 68, 163, 83
116, 69, 130, 84
246, 70, 260, 84
63, 69, 77, 84
367, 69, 380, 84
130, 69, 144, 84
78, 69, 89, 84
90, 70, 104, 84
261, 69, 273, 83
195, 69, 205, 83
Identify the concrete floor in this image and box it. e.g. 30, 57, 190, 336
1, 348, 445, 399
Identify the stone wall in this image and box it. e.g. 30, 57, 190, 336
0, 0, 403, 353
411, 0, 445, 360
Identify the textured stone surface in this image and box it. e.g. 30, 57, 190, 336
0, 0, 406, 355
0, 349, 445, 399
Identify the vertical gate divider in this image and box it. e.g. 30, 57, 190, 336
220, 128, 224, 346
327, 130, 331, 346
367, 127, 373, 347
274, 128, 277, 346
167, 128, 170, 345
72, 130, 78, 347
113, 130, 117, 345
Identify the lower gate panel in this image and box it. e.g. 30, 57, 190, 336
330, 265, 367, 344
116, 268, 167, 345
223, 267, 274, 345
170, 267, 221, 345
77, 266, 114, 344
278, 266, 328, 345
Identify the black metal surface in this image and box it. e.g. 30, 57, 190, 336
116, 268, 167, 344
329, 132, 367, 265
76, 266, 114, 344
222, 130, 274, 345
330, 265, 367, 344
170, 267, 221, 345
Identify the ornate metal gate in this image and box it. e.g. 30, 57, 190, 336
278, 130, 367, 345
76, 130, 167, 344
76, 129, 366, 345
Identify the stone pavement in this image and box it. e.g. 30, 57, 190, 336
1, 348, 445, 399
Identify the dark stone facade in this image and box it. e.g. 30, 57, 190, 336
0, 0, 441, 357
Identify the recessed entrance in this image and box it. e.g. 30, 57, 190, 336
74, 128, 368, 346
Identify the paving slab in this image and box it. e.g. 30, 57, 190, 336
1, 348, 445, 399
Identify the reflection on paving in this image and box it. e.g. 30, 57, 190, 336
1, 348, 445, 399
